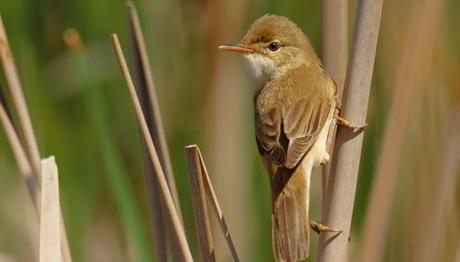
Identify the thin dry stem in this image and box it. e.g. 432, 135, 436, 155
0, 14, 41, 175
39, 157, 61, 262
59, 216, 72, 262
185, 145, 215, 262
127, 3, 169, 260
0, 97, 37, 204
127, 1, 183, 222
0, 76, 72, 262
111, 33, 193, 262
0, 94, 72, 262
195, 146, 240, 262
412, 110, 460, 262
316, 0, 383, 261
204, 1, 252, 259
358, 0, 446, 260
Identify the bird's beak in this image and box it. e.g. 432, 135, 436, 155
218, 44, 254, 54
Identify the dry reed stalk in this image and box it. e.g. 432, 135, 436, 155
184, 145, 239, 261
127, 1, 183, 221
111, 33, 193, 262
456, 242, 460, 262
412, 110, 460, 262
39, 157, 61, 262
64, 27, 152, 262
203, 1, 252, 259
316, 0, 383, 260
358, 0, 446, 260
0, 14, 41, 175
185, 145, 215, 262
0, 95, 37, 204
0, 19, 72, 261
321, 0, 349, 210
0, 93, 72, 262
127, 3, 172, 260
194, 146, 240, 262
58, 214, 72, 262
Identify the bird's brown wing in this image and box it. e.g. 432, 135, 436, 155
256, 96, 331, 171
283, 97, 331, 168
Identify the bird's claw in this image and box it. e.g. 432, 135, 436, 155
309, 219, 342, 234
336, 116, 367, 133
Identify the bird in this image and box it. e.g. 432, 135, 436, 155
219, 15, 362, 261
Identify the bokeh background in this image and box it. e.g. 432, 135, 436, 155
0, 0, 459, 261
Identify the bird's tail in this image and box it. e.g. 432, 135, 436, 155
271, 166, 310, 262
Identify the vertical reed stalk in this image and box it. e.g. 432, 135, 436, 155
1, 90, 72, 262
316, 0, 383, 260
0, 94, 37, 204
111, 33, 193, 262
185, 145, 215, 262
127, 2, 183, 221
1, 17, 72, 262
39, 157, 61, 262
63, 28, 151, 262
321, 0, 349, 211
195, 146, 240, 262
127, 3, 178, 260
358, 0, 445, 260
412, 110, 460, 262
0, 14, 41, 175
203, 1, 252, 258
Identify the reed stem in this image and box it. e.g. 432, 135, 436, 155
316, 0, 384, 260
111, 33, 193, 262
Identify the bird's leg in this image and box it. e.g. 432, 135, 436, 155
309, 219, 342, 234
336, 115, 367, 133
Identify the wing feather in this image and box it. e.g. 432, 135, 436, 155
256, 97, 331, 170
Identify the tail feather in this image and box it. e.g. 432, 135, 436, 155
271, 166, 310, 262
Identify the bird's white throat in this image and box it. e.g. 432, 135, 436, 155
242, 53, 276, 90
242, 52, 304, 90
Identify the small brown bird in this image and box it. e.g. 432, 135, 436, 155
220, 15, 360, 261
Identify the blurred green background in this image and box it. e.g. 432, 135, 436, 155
0, 0, 459, 261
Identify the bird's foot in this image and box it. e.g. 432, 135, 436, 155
309, 219, 342, 234
336, 116, 367, 133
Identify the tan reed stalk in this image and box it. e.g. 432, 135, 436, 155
185, 145, 215, 262
0, 96, 38, 204
358, 0, 446, 260
316, 0, 384, 261
321, 0, 349, 214
111, 33, 193, 262
0, 14, 41, 175
127, 1, 183, 222
195, 145, 240, 262
321, 0, 348, 182
1, 95, 72, 262
39, 157, 61, 262
203, 1, 252, 259
0, 19, 72, 261
127, 3, 171, 260
412, 110, 460, 262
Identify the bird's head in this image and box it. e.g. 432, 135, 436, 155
219, 15, 318, 88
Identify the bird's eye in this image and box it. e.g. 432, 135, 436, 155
268, 42, 280, 51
